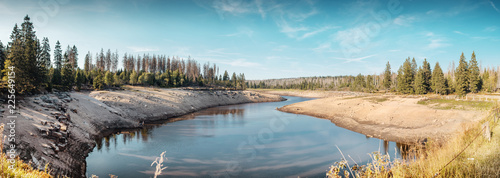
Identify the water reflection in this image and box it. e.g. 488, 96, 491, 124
87, 96, 406, 178
95, 107, 247, 151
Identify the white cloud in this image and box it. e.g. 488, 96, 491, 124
424, 32, 450, 49
272, 45, 288, 51
128, 46, 159, 53
453, 31, 466, 35
223, 28, 254, 38
297, 26, 338, 40
332, 54, 377, 63
393, 15, 417, 26
484, 26, 497, 32
212, 0, 251, 17
490, 1, 500, 13
427, 39, 449, 49
276, 18, 308, 38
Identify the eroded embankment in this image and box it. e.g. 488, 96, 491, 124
276, 92, 488, 144
2, 86, 285, 178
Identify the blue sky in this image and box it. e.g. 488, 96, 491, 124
1, 0, 499, 80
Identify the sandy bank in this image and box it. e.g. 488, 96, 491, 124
275, 91, 488, 144
2, 86, 284, 178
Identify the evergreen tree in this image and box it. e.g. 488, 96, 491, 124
61, 59, 74, 90
40, 37, 51, 69
397, 58, 414, 94
414, 67, 426, 94
93, 71, 104, 90
104, 71, 114, 86
468, 51, 481, 93
5, 15, 44, 94
129, 70, 138, 85
455, 52, 469, 96
223, 70, 229, 81
54, 40, 62, 69
431, 62, 446, 95
421, 59, 432, 93
75, 69, 85, 90
84, 51, 91, 72
382, 61, 391, 90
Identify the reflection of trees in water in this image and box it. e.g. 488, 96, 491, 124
95, 107, 246, 150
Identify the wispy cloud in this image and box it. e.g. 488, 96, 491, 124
223, 27, 254, 38
393, 15, 417, 26
490, 0, 500, 13
297, 26, 338, 40
425, 32, 450, 49
272, 45, 288, 52
453, 31, 466, 35
276, 18, 309, 38
332, 54, 377, 63
484, 26, 497, 32
128, 46, 159, 53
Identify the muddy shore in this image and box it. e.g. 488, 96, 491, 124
268, 90, 489, 144
2, 86, 284, 178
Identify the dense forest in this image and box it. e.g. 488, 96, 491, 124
0, 16, 246, 95
249, 55, 499, 96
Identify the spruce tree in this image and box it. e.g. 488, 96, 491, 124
455, 52, 469, 96
397, 58, 415, 94
6, 15, 44, 94
40, 37, 51, 69
431, 62, 446, 95
104, 71, 114, 86
468, 51, 481, 93
383, 61, 392, 90
54, 40, 62, 70
414, 67, 426, 94
421, 59, 432, 93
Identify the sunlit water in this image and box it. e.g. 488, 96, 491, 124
86, 96, 402, 177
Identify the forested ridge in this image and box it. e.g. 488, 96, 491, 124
249, 55, 499, 96
0, 16, 246, 95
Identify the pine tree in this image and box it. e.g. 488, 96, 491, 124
468, 51, 481, 93
382, 61, 391, 90
455, 52, 469, 96
6, 15, 44, 94
397, 58, 414, 94
93, 71, 104, 90
61, 58, 74, 90
40, 37, 50, 69
431, 62, 446, 95
104, 71, 114, 86
84, 51, 91, 71
75, 69, 85, 90
54, 40, 62, 69
129, 70, 138, 85
414, 67, 426, 94
421, 59, 432, 93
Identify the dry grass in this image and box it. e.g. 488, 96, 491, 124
0, 124, 52, 178
327, 104, 500, 178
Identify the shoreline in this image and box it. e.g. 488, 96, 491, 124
4, 86, 285, 178
267, 90, 490, 144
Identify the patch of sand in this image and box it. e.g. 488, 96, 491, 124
276, 92, 488, 144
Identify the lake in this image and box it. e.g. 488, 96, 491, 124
86, 96, 401, 177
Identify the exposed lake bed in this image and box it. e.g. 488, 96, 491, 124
86, 96, 402, 178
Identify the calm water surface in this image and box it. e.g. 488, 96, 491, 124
86, 96, 401, 177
